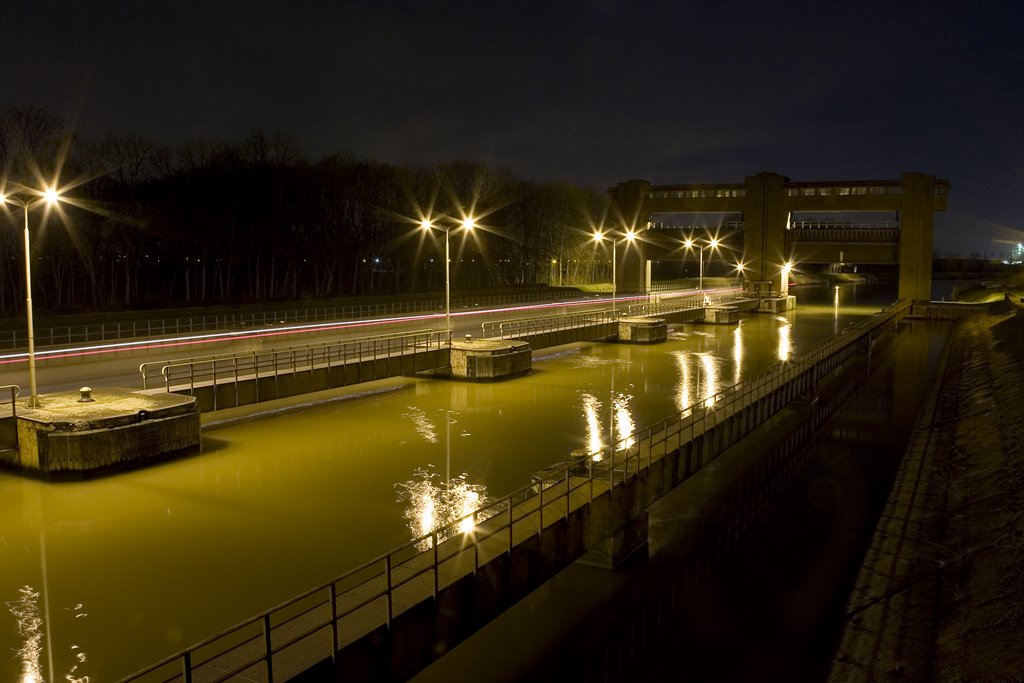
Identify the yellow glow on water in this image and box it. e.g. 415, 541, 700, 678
403, 406, 439, 443
778, 321, 793, 361
614, 392, 636, 449
397, 467, 489, 550
458, 490, 480, 533
733, 325, 743, 385
700, 353, 718, 406
580, 392, 605, 458
674, 350, 690, 413
7, 586, 43, 683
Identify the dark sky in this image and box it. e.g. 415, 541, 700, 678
5, 0, 1024, 254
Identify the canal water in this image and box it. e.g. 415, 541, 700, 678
1, 284, 898, 681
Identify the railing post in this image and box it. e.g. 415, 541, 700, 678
385, 555, 393, 627
263, 613, 274, 681
329, 583, 339, 659
432, 531, 439, 598
182, 651, 193, 683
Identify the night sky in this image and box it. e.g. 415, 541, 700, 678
5, 0, 1024, 255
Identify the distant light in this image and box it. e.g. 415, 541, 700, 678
593, 230, 604, 242
462, 216, 475, 230
420, 219, 432, 231
684, 238, 694, 249
625, 230, 636, 241
43, 187, 60, 204
709, 238, 719, 249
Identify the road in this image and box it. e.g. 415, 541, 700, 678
0, 290, 700, 398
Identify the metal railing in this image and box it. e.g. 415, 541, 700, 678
787, 228, 899, 243
482, 310, 617, 340
0, 290, 596, 351
0, 384, 19, 418
121, 300, 913, 683
141, 329, 445, 392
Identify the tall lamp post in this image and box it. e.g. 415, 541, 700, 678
420, 215, 475, 343
683, 236, 720, 297
1, 187, 60, 407
593, 228, 641, 316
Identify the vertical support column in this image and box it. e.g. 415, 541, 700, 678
742, 172, 790, 293
898, 172, 936, 301
608, 179, 651, 293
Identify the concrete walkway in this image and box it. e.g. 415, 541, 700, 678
829, 308, 1024, 681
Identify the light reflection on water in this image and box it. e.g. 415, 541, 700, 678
7, 586, 43, 683
0, 283, 900, 681
395, 466, 489, 551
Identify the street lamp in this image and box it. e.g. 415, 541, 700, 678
683, 236, 720, 297
781, 260, 794, 297
593, 227, 641, 316
420, 215, 475, 343
1, 187, 61, 407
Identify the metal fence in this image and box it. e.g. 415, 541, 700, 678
141, 329, 445, 392
0, 290, 597, 350
481, 310, 618, 340
0, 384, 19, 416
786, 228, 899, 243
0, 384, 20, 452
120, 299, 913, 683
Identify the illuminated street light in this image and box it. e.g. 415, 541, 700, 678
0, 187, 61, 407
683, 236, 720, 297
593, 227, 643, 316
421, 215, 475, 343
781, 260, 794, 297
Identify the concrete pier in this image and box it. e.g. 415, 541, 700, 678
759, 295, 797, 313
7, 388, 199, 476
617, 316, 668, 343
448, 338, 531, 380
700, 306, 741, 324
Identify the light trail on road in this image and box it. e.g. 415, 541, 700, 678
0, 290, 718, 366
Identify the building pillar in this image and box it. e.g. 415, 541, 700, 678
609, 179, 652, 293
898, 172, 936, 301
742, 172, 789, 293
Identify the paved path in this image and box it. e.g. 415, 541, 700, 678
829, 308, 1024, 681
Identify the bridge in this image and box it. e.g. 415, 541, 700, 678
139, 291, 756, 413
608, 172, 949, 300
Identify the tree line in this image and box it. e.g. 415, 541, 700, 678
0, 106, 614, 318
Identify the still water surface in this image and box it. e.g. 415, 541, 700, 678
1, 284, 897, 680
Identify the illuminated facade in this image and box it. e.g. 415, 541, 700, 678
609, 172, 949, 300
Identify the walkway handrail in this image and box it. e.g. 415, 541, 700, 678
149, 330, 446, 393
0, 384, 20, 418
140, 329, 438, 390
119, 300, 913, 683
482, 310, 616, 340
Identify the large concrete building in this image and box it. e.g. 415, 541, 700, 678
608, 172, 949, 300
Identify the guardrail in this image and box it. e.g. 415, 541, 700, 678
141, 329, 445, 392
0, 384, 19, 417
786, 228, 899, 243
120, 300, 913, 683
481, 310, 617, 340
0, 290, 597, 351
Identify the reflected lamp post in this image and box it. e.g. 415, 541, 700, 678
593, 227, 642, 316
1, 187, 61, 407
420, 215, 475, 343
683, 236, 720, 297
